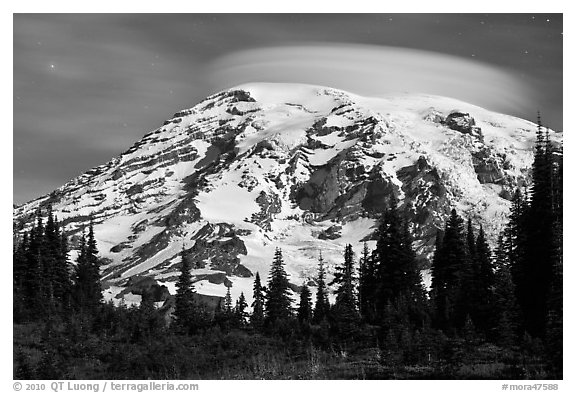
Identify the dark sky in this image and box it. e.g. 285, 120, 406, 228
13, 14, 562, 205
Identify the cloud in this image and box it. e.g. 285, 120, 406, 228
209, 43, 534, 116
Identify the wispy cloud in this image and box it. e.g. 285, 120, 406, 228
210, 43, 534, 117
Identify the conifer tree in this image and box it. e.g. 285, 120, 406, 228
174, 248, 197, 333
520, 115, 555, 336
372, 197, 426, 326
74, 220, 102, 311
57, 232, 72, 308
372, 197, 405, 313
24, 211, 44, 310
493, 258, 520, 347
250, 272, 265, 329
313, 252, 330, 323
510, 115, 560, 338
13, 233, 28, 293
466, 218, 475, 259
331, 244, 359, 330
475, 228, 494, 294
265, 248, 293, 323
215, 285, 235, 331
470, 225, 495, 334
45, 208, 71, 306
297, 284, 313, 324
85, 221, 101, 298
43, 206, 58, 303
431, 209, 468, 331
234, 292, 249, 328
224, 286, 233, 314
545, 247, 562, 374
13, 233, 29, 321
545, 148, 563, 373
358, 242, 369, 318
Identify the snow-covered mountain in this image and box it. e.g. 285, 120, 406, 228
13, 83, 560, 306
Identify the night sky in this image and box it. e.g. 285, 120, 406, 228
13, 14, 562, 205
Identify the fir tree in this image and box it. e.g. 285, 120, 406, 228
250, 272, 265, 329
358, 242, 369, 318
24, 211, 44, 311
297, 284, 313, 324
372, 197, 426, 326
545, 148, 563, 374
474, 226, 494, 327
466, 218, 475, 259
13, 233, 29, 321
224, 286, 233, 314
13, 232, 28, 293
43, 205, 58, 303
215, 285, 235, 331
74, 220, 102, 311
57, 232, 72, 308
85, 219, 102, 302
174, 248, 197, 333
431, 209, 468, 331
331, 244, 359, 331
520, 115, 555, 337
313, 252, 330, 324
372, 196, 405, 313
45, 208, 72, 307
493, 260, 520, 347
234, 292, 249, 328
265, 248, 293, 323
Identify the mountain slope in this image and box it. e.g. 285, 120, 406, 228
13, 83, 560, 306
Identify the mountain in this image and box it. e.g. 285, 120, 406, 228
12, 83, 561, 306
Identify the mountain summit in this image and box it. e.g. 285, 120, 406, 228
13, 83, 558, 305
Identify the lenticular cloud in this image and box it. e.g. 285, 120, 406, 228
209, 43, 532, 117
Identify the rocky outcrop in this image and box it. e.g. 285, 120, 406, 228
397, 156, 450, 261
318, 225, 342, 240
118, 276, 171, 302
471, 147, 508, 184
250, 191, 282, 231
444, 111, 482, 138
188, 232, 250, 276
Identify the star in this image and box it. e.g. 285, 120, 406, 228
49, 63, 56, 70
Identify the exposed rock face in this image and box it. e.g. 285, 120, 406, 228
472, 148, 507, 184
190, 235, 248, 275
250, 191, 282, 231
397, 156, 449, 260
118, 276, 171, 302
444, 111, 482, 138
318, 225, 342, 240
13, 83, 559, 305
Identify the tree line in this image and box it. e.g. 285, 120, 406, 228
13, 208, 103, 322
